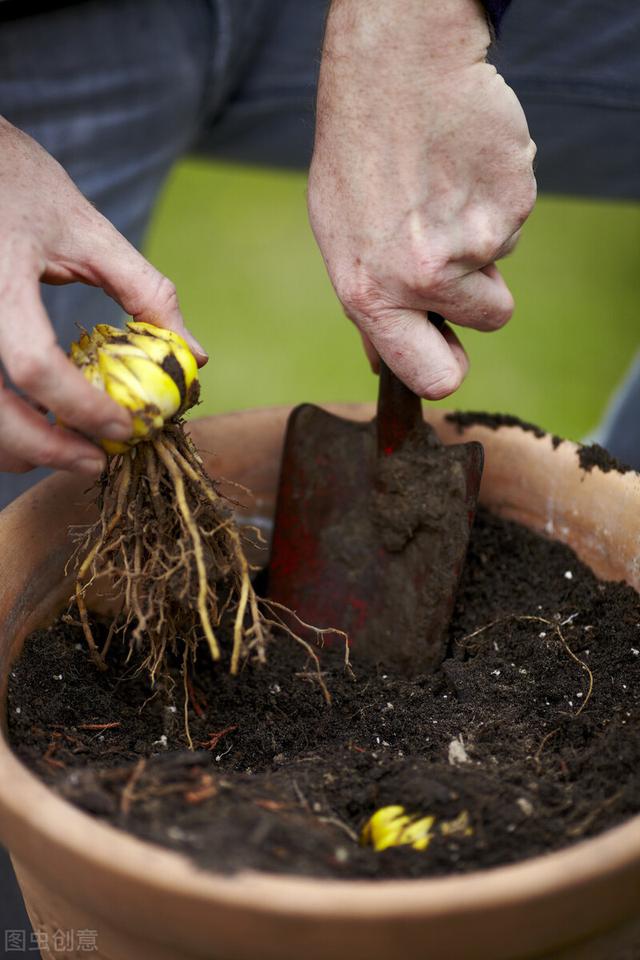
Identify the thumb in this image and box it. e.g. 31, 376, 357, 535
361, 309, 469, 399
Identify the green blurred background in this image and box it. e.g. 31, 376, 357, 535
146, 159, 639, 443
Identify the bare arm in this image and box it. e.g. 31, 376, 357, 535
308, 0, 536, 397
0, 117, 206, 476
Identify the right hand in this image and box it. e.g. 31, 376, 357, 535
0, 116, 207, 476
308, 0, 537, 399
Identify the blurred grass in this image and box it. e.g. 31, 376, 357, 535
146, 159, 640, 443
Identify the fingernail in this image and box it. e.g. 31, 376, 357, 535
73, 457, 104, 476
101, 419, 132, 441
184, 330, 208, 362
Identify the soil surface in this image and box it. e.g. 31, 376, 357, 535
446, 410, 564, 448
577, 442, 633, 475
8, 508, 640, 880
446, 411, 635, 475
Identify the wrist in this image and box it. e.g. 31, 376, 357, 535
323, 0, 490, 72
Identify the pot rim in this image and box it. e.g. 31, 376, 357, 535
2, 405, 640, 922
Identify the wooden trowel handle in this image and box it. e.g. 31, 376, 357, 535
376, 313, 446, 455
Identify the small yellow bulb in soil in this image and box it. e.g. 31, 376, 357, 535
360, 806, 436, 852
360, 805, 473, 852
68, 321, 316, 739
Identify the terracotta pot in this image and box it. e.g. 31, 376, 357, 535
1, 406, 640, 960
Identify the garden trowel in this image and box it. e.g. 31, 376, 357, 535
268, 317, 484, 675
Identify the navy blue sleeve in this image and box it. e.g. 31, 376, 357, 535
481, 0, 512, 33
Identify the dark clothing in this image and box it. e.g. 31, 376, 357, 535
483, 0, 513, 32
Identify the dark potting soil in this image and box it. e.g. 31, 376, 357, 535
8, 508, 640, 880
445, 410, 564, 448
577, 442, 634, 475
446, 412, 635, 476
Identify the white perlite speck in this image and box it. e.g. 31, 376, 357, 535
448, 735, 470, 766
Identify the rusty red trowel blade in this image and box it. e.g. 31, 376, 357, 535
267, 380, 483, 675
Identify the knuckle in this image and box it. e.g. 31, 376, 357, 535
36, 440, 62, 469
336, 276, 384, 320
150, 273, 178, 312
408, 253, 449, 299
6, 350, 48, 392
125, 267, 179, 320
475, 242, 499, 268
414, 272, 447, 300
469, 224, 504, 267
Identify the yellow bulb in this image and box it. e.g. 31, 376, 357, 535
360, 805, 470, 853
125, 333, 174, 366
127, 321, 198, 394
69, 321, 200, 452
360, 806, 413, 851
440, 810, 473, 839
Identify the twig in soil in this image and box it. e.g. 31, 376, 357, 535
186, 677, 208, 720
566, 790, 624, 838
184, 773, 217, 805
120, 757, 147, 816
317, 816, 359, 843
198, 725, 238, 752
182, 651, 194, 751
43, 734, 65, 770
291, 778, 310, 812
259, 604, 333, 705
254, 798, 288, 812
76, 722, 121, 731
461, 614, 594, 716
45, 728, 90, 753
262, 598, 352, 676
532, 728, 559, 771
295, 670, 331, 688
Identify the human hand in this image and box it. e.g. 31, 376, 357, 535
0, 116, 207, 476
308, 0, 536, 398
